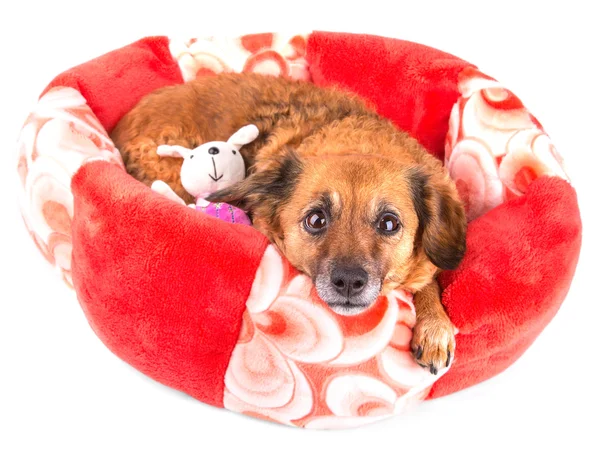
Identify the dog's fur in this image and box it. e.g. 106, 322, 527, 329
111, 73, 467, 373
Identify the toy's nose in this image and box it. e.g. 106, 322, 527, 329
208, 147, 220, 155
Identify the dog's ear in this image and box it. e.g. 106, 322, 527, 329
206, 147, 303, 232
409, 167, 467, 270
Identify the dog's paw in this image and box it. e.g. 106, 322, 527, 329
411, 317, 455, 375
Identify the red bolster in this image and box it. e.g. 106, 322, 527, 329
70, 160, 269, 406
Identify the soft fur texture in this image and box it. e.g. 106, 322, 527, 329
306, 32, 470, 161
111, 72, 467, 373
111, 73, 382, 204
26, 31, 582, 407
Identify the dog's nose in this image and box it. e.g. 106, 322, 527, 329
208, 147, 220, 155
331, 267, 368, 298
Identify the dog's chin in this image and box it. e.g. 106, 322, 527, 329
326, 301, 371, 316
315, 276, 382, 316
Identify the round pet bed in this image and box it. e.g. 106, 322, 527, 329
15, 32, 582, 429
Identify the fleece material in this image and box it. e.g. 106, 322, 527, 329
70, 160, 269, 406
434, 176, 581, 397
42, 36, 183, 133
306, 31, 470, 161
25, 32, 581, 407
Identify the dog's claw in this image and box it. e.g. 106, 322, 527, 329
411, 318, 455, 376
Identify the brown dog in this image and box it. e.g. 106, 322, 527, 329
111, 73, 467, 374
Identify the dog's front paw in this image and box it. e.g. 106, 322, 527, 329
411, 317, 455, 375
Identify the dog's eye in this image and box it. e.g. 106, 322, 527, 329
304, 210, 327, 233
232, 150, 237, 155
190, 155, 194, 159
377, 213, 401, 234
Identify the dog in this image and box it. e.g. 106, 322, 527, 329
111, 73, 467, 374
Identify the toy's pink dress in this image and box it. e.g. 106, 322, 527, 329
197, 202, 252, 226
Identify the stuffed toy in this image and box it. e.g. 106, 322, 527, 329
151, 124, 259, 225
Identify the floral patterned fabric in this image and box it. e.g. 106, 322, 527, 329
169, 33, 311, 82
223, 246, 444, 428
445, 67, 570, 221
16, 87, 124, 287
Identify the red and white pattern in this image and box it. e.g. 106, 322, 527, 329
15, 34, 579, 428
16, 87, 124, 286
445, 67, 570, 221
169, 33, 311, 82
223, 246, 445, 429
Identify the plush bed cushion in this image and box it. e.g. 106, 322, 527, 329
16, 32, 581, 424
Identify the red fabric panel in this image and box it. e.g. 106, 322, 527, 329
430, 176, 582, 397
42, 36, 183, 133
70, 161, 270, 407
306, 31, 472, 160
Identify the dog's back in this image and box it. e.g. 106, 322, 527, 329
112, 73, 379, 203
111, 72, 465, 373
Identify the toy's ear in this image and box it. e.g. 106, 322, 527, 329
156, 144, 192, 159
228, 125, 259, 150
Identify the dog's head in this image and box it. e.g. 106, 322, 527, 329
207, 148, 466, 315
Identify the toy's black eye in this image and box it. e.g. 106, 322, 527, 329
304, 210, 327, 234
377, 213, 401, 234
190, 155, 194, 159
232, 149, 237, 155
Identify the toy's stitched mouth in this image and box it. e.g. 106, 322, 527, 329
209, 157, 223, 181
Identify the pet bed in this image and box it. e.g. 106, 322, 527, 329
16, 32, 582, 429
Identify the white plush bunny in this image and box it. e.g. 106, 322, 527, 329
151, 125, 259, 212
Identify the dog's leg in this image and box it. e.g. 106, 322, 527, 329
411, 280, 455, 375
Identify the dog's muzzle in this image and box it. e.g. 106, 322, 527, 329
315, 263, 382, 315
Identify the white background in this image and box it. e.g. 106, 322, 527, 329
0, 1, 598, 454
